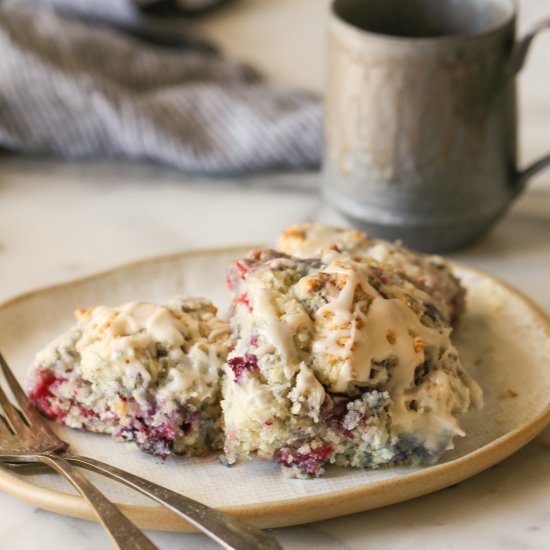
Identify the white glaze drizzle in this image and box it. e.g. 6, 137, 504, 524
90, 301, 186, 347
252, 287, 298, 375
312, 259, 467, 445
289, 362, 326, 420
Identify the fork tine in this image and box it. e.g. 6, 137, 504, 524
0, 351, 44, 426
0, 413, 13, 437
0, 383, 28, 433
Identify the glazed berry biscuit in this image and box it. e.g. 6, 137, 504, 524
27, 297, 231, 458
277, 222, 465, 325
223, 249, 482, 478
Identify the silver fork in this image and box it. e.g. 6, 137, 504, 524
0, 354, 158, 549
0, 352, 282, 550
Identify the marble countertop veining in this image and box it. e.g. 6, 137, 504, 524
1, 0, 550, 549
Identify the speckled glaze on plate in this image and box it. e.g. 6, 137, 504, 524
0, 246, 549, 531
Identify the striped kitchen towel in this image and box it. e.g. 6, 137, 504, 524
0, 0, 322, 175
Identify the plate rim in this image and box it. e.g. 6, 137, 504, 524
1, 246, 549, 531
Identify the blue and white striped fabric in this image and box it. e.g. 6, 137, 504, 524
0, 0, 322, 175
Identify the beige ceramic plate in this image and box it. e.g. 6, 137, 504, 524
0, 247, 549, 531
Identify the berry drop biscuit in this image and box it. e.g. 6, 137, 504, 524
27, 297, 231, 458
223, 250, 482, 478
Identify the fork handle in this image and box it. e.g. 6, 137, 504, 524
66, 455, 282, 550
36, 454, 158, 550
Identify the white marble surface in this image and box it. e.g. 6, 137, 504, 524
1, 0, 550, 549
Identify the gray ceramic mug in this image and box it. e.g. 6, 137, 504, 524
324, 0, 550, 252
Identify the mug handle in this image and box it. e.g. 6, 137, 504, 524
511, 18, 550, 190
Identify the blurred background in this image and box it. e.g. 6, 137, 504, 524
1, 0, 548, 302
